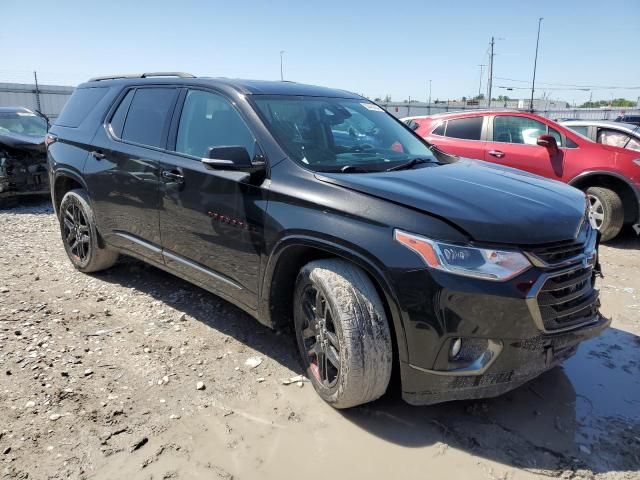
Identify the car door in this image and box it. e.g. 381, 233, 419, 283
159, 88, 267, 310
84, 86, 178, 264
483, 115, 563, 180
426, 116, 486, 159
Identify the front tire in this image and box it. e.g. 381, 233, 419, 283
59, 189, 119, 273
293, 259, 392, 409
586, 186, 624, 242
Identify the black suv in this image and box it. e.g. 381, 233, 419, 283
48, 73, 609, 408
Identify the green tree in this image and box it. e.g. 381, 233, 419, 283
580, 98, 636, 108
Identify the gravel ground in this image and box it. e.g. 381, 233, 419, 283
1, 198, 639, 480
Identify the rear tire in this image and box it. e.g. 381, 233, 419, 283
293, 259, 392, 409
59, 189, 119, 273
586, 186, 624, 242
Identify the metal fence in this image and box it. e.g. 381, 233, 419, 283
0, 82, 74, 120
380, 101, 640, 122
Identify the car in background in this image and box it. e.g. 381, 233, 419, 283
615, 114, 640, 126
561, 120, 640, 152
403, 111, 640, 241
0, 107, 50, 201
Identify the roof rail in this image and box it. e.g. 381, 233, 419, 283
88, 72, 196, 82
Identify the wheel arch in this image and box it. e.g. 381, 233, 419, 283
52, 169, 88, 216
569, 170, 640, 224
259, 236, 409, 364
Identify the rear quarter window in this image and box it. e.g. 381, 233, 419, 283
444, 117, 483, 140
55, 87, 108, 127
432, 122, 446, 136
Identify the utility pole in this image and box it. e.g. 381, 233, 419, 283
477, 64, 485, 98
487, 37, 495, 108
280, 51, 285, 81
33, 71, 42, 113
529, 17, 543, 112
428, 79, 432, 115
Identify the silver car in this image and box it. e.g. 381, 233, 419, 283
561, 120, 640, 152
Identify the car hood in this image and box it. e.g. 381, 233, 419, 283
0, 131, 46, 154
316, 159, 587, 245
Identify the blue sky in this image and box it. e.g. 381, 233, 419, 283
3, 0, 639, 104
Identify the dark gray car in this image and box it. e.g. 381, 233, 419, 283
0, 107, 50, 199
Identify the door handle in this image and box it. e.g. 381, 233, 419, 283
488, 150, 505, 158
91, 150, 105, 160
161, 170, 185, 184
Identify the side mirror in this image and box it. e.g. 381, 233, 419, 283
537, 134, 559, 156
201, 146, 265, 173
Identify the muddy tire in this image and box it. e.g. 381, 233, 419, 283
293, 259, 392, 409
59, 189, 119, 273
586, 186, 624, 242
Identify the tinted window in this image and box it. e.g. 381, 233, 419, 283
444, 117, 483, 140
176, 89, 255, 158
121, 88, 177, 148
55, 87, 108, 127
405, 119, 420, 131
109, 90, 134, 138
432, 122, 446, 136
493, 116, 546, 145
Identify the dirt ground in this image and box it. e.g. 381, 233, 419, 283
1, 198, 639, 480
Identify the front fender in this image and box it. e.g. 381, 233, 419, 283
259, 234, 409, 364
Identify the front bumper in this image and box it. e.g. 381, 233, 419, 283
401, 313, 609, 405
0, 156, 49, 198
393, 227, 608, 405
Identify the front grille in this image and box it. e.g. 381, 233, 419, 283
535, 266, 599, 331
525, 218, 592, 268
527, 240, 586, 265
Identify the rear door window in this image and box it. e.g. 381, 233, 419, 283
55, 87, 108, 127
121, 88, 178, 148
443, 117, 483, 140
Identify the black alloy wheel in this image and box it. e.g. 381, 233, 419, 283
62, 197, 91, 264
300, 284, 341, 387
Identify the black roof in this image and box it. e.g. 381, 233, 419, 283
80, 74, 361, 99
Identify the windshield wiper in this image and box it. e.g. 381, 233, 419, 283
385, 158, 431, 172
318, 165, 372, 174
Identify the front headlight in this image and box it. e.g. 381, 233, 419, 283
394, 229, 531, 281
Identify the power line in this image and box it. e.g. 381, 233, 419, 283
495, 76, 640, 90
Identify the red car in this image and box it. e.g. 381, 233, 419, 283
404, 111, 640, 241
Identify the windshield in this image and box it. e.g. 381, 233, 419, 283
252, 96, 436, 172
0, 111, 48, 137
